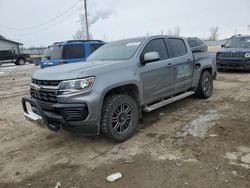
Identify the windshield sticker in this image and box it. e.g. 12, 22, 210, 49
126, 42, 141, 47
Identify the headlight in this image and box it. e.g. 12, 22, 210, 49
59, 77, 95, 94
245, 53, 250, 58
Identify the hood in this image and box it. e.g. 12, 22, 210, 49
220, 48, 250, 53
32, 60, 126, 81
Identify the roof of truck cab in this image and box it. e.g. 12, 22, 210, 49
52, 40, 104, 45
109, 35, 184, 43
231, 35, 250, 38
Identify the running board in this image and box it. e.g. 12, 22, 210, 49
143, 91, 195, 112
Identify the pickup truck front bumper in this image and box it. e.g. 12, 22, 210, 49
22, 97, 100, 135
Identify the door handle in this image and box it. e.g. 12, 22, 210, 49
167, 63, 172, 66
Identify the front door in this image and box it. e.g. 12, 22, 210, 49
139, 38, 175, 104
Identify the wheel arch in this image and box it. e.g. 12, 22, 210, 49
201, 65, 213, 76
103, 83, 141, 105
97, 83, 142, 123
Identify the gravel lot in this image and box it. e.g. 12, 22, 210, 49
0, 63, 250, 188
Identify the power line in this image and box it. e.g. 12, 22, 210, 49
0, 0, 81, 31
11, 9, 79, 37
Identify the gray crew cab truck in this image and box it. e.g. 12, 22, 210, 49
22, 35, 216, 142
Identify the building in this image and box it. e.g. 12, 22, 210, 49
0, 35, 23, 54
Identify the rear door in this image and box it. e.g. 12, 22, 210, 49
166, 38, 194, 93
139, 38, 175, 103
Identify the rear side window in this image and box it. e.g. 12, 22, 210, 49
188, 40, 198, 48
91, 43, 104, 52
168, 38, 187, 57
141, 38, 168, 61
196, 39, 203, 46
63, 45, 85, 59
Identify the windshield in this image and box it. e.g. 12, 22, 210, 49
43, 45, 63, 60
225, 37, 250, 48
87, 38, 144, 61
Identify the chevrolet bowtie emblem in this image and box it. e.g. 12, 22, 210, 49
34, 84, 42, 92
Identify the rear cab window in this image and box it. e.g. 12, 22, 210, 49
188, 40, 198, 48
167, 38, 187, 57
140, 38, 169, 62
63, 44, 85, 59
91, 43, 105, 53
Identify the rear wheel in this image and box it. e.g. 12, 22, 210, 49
101, 94, 139, 142
196, 71, 213, 99
16, 58, 26, 65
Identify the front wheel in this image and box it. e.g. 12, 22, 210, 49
196, 71, 213, 99
16, 58, 26, 65
101, 94, 139, 142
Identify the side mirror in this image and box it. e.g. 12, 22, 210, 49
221, 44, 225, 48
142, 52, 160, 64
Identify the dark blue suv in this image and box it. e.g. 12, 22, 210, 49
217, 35, 250, 70
40, 40, 105, 68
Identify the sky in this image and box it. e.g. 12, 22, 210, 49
0, 0, 250, 47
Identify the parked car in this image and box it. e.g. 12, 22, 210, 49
40, 40, 105, 68
187, 37, 208, 53
22, 35, 216, 142
187, 37, 217, 79
217, 35, 250, 70
0, 49, 31, 65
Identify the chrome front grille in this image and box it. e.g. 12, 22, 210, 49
30, 79, 61, 103
32, 79, 61, 87
217, 52, 245, 60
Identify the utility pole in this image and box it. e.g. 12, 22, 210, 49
83, 0, 90, 40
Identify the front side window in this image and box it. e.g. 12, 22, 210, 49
63, 45, 85, 59
141, 38, 168, 61
225, 37, 250, 48
168, 38, 187, 57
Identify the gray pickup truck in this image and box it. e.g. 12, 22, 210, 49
22, 35, 216, 142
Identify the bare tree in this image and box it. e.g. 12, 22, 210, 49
167, 27, 180, 36
167, 28, 173, 35
174, 26, 180, 36
73, 29, 87, 40
209, 27, 219, 40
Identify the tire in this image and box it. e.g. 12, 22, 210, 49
196, 71, 213, 99
100, 94, 139, 142
16, 58, 26, 65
